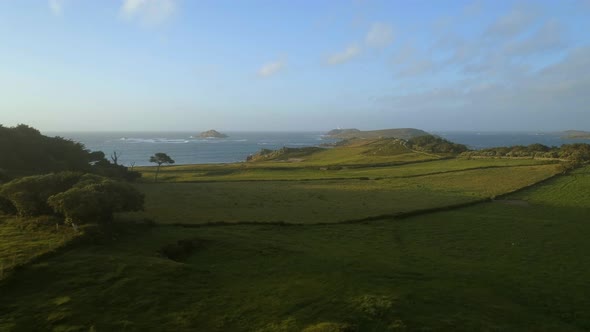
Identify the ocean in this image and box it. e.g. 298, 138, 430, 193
45, 131, 590, 167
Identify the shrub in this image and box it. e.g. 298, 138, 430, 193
407, 135, 468, 154
0, 172, 84, 217
0, 172, 144, 224
47, 179, 144, 225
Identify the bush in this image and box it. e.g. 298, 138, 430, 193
0, 172, 84, 217
557, 161, 580, 174
407, 135, 468, 154
0, 172, 144, 225
48, 179, 144, 225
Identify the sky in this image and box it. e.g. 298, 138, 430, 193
0, 0, 589, 132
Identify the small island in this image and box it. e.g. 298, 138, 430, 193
199, 130, 228, 138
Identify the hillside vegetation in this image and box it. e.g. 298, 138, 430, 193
0, 124, 139, 182
0, 126, 144, 279
461, 142, 590, 161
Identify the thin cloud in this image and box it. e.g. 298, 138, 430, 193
326, 44, 361, 65
504, 20, 565, 56
463, 0, 483, 17
377, 46, 590, 126
366, 22, 394, 48
258, 59, 286, 78
486, 4, 539, 38
48, 0, 64, 16
390, 45, 437, 77
120, 0, 177, 25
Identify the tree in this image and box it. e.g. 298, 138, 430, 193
0, 124, 139, 181
149, 153, 175, 182
110, 151, 121, 165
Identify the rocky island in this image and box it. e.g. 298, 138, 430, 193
199, 130, 228, 138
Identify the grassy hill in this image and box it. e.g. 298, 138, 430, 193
139, 137, 441, 183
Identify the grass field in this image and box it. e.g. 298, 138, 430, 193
511, 166, 590, 208
0, 157, 586, 331
138, 158, 552, 183
0, 217, 78, 280
129, 163, 559, 224
1, 191, 589, 331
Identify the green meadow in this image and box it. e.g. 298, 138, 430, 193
0, 217, 78, 278
0, 138, 588, 331
130, 163, 559, 224
1, 167, 589, 331
138, 157, 550, 183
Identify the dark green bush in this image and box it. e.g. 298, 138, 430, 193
0, 172, 84, 217
47, 179, 144, 225
407, 135, 468, 154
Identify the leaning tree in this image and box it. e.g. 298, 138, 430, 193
149, 152, 175, 182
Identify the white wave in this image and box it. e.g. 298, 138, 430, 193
123, 138, 189, 144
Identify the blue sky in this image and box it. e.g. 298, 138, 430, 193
1, 0, 589, 132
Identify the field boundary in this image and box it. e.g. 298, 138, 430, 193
491, 170, 565, 200
143, 163, 557, 184
160, 170, 566, 228
161, 198, 492, 228
138, 156, 454, 174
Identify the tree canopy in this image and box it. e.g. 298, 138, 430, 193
149, 153, 175, 166
0, 124, 139, 182
149, 153, 175, 182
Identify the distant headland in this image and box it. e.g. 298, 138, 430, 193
199, 130, 228, 138
325, 128, 430, 140
562, 130, 590, 139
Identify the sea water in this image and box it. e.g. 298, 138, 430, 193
45, 131, 589, 167
45, 131, 338, 166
